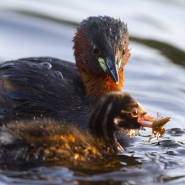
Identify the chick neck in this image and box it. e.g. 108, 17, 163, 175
88, 95, 117, 141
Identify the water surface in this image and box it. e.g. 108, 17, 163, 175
0, 0, 185, 184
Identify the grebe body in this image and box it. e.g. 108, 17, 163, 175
0, 92, 155, 164
0, 16, 130, 128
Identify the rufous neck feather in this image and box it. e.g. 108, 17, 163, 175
80, 69, 124, 98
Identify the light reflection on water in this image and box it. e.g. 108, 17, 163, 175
0, 0, 185, 184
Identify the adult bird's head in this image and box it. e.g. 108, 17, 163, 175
73, 16, 130, 97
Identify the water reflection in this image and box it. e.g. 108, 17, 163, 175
131, 37, 185, 67
0, 0, 185, 184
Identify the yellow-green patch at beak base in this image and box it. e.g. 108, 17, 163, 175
98, 57, 107, 72
98, 57, 119, 83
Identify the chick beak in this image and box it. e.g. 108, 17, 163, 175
106, 57, 119, 84
138, 113, 157, 128
136, 103, 157, 128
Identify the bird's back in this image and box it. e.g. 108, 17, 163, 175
0, 57, 95, 128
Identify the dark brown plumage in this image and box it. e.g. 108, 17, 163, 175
0, 16, 130, 128
0, 92, 155, 164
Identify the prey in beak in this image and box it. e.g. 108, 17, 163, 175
137, 112, 157, 128
131, 103, 171, 141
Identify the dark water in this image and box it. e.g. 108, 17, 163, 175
0, 0, 185, 184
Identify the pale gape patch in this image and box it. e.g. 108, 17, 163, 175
114, 117, 125, 129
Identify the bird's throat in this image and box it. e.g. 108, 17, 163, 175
80, 69, 124, 98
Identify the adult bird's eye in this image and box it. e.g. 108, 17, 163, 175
122, 48, 126, 56
93, 46, 99, 55
130, 108, 138, 118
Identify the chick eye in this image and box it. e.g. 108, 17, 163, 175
93, 46, 99, 55
130, 108, 138, 118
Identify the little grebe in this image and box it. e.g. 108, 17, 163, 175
0, 16, 130, 128
0, 92, 154, 163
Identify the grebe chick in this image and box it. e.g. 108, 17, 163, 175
0, 16, 130, 128
0, 92, 155, 163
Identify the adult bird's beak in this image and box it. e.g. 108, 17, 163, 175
106, 57, 119, 84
